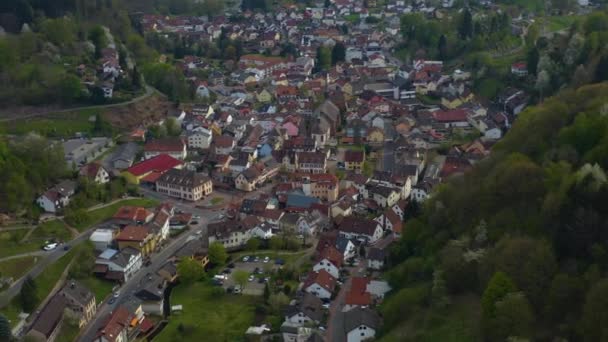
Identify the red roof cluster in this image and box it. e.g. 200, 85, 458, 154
433, 109, 469, 122
125, 154, 183, 177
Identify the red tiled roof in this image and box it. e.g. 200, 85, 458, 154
113, 206, 152, 222
144, 138, 185, 152
345, 277, 372, 306
214, 135, 234, 148
141, 171, 163, 183
125, 154, 183, 177
97, 306, 131, 342
79, 162, 103, 178
344, 150, 364, 163
116, 225, 150, 242
304, 269, 337, 292
317, 245, 343, 268
433, 109, 469, 122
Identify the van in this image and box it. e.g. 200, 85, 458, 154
213, 274, 227, 281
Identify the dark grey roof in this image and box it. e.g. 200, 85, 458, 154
61, 279, 94, 308
343, 307, 381, 332
157, 168, 211, 188
29, 295, 66, 338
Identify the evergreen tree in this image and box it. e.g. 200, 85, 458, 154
19, 276, 38, 313
132, 66, 142, 88
331, 42, 346, 65
595, 54, 608, 82
438, 34, 448, 60
527, 47, 540, 76
458, 9, 473, 40
0, 314, 10, 341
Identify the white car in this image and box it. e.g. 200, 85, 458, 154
263, 256, 270, 263
248, 275, 255, 282
242, 256, 250, 262
43, 243, 58, 251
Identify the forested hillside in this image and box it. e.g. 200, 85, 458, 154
381, 82, 608, 341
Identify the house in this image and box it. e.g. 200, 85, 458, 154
157, 262, 179, 283
337, 217, 384, 244
369, 185, 401, 208
135, 274, 167, 315
169, 213, 193, 229
331, 200, 353, 218
285, 194, 320, 211
192, 104, 215, 118
343, 277, 372, 312
214, 135, 236, 155
111, 143, 138, 169
343, 307, 381, 342
26, 295, 67, 342
94, 306, 132, 342
116, 225, 155, 256
94, 247, 143, 283
367, 247, 386, 270
302, 174, 339, 202
122, 154, 184, 184
283, 293, 324, 327
90, 228, 116, 251
156, 169, 213, 201
257, 89, 273, 103
175, 239, 209, 268
374, 209, 402, 234
207, 220, 252, 250
303, 269, 337, 300
60, 280, 97, 327
80, 162, 110, 184
36, 180, 77, 213
344, 150, 365, 172
250, 221, 276, 240
144, 138, 187, 160
312, 245, 343, 278
367, 127, 384, 145
432, 109, 470, 128
279, 213, 313, 235
511, 62, 528, 77
112, 206, 154, 226
282, 151, 327, 174
150, 204, 172, 242
187, 129, 212, 149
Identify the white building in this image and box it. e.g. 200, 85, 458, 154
344, 308, 381, 342
187, 128, 212, 149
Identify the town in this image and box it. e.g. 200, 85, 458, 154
0, 0, 604, 341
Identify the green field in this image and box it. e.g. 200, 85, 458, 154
73, 198, 159, 231
0, 108, 99, 138
55, 318, 81, 342
0, 230, 41, 258
0, 256, 38, 280
154, 281, 259, 342
31, 220, 73, 242
79, 276, 114, 303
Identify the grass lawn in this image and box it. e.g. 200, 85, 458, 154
544, 15, 578, 32
0, 108, 99, 138
210, 197, 224, 205
0, 256, 38, 280
73, 198, 159, 231
78, 276, 114, 303
55, 318, 81, 342
0, 230, 41, 258
30, 220, 73, 242
154, 281, 259, 342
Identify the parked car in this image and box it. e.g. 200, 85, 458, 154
258, 277, 265, 284
113, 291, 120, 298
253, 256, 260, 262
275, 259, 285, 265
263, 256, 270, 263
242, 256, 250, 262
191, 221, 199, 225
227, 263, 235, 268
234, 285, 242, 294
108, 297, 116, 305
248, 275, 255, 282
63, 245, 70, 251
43, 243, 58, 251
322, 303, 330, 309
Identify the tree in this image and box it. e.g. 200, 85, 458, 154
178, 258, 205, 283
481, 272, 516, 334
438, 34, 448, 60
582, 278, 608, 341
431, 269, 450, 309
89, 25, 107, 59
0, 314, 11, 341
331, 42, 345, 65
595, 54, 608, 82
246, 238, 260, 252
490, 292, 535, 341
535, 69, 551, 101
132, 66, 142, 88
316, 46, 332, 71
269, 236, 283, 251
164, 117, 181, 136
208, 242, 228, 266
58, 74, 82, 104
233, 270, 249, 289
263, 282, 270, 302
268, 292, 289, 313
458, 9, 473, 40
526, 47, 539, 75
19, 276, 38, 312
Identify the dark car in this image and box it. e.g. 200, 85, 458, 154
63, 245, 70, 251
108, 297, 116, 305
257, 277, 265, 284
227, 263, 235, 268
275, 259, 285, 265
191, 221, 199, 225
222, 269, 232, 274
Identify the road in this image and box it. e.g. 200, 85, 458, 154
0, 229, 94, 307
379, 141, 396, 172
77, 189, 237, 341
0, 85, 155, 122
77, 224, 208, 342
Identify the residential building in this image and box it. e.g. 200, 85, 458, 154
337, 217, 384, 244
343, 277, 372, 312
187, 128, 212, 149
90, 228, 116, 251
369, 185, 401, 208
60, 280, 97, 327
207, 220, 252, 250
156, 169, 213, 201
94, 247, 143, 283
367, 248, 386, 270
134, 274, 166, 315
36, 180, 77, 213
174, 239, 210, 268
303, 269, 337, 300
79, 162, 110, 184
116, 225, 155, 256
143, 138, 187, 160
122, 154, 184, 184
312, 245, 343, 278
279, 213, 312, 235
302, 174, 339, 202
344, 150, 365, 172
26, 295, 66, 342
283, 293, 324, 327
343, 307, 381, 342
94, 306, 132, 342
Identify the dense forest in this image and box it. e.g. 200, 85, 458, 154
380, 82, 608, 341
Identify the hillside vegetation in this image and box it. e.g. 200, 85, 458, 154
381, 82, 608, 341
